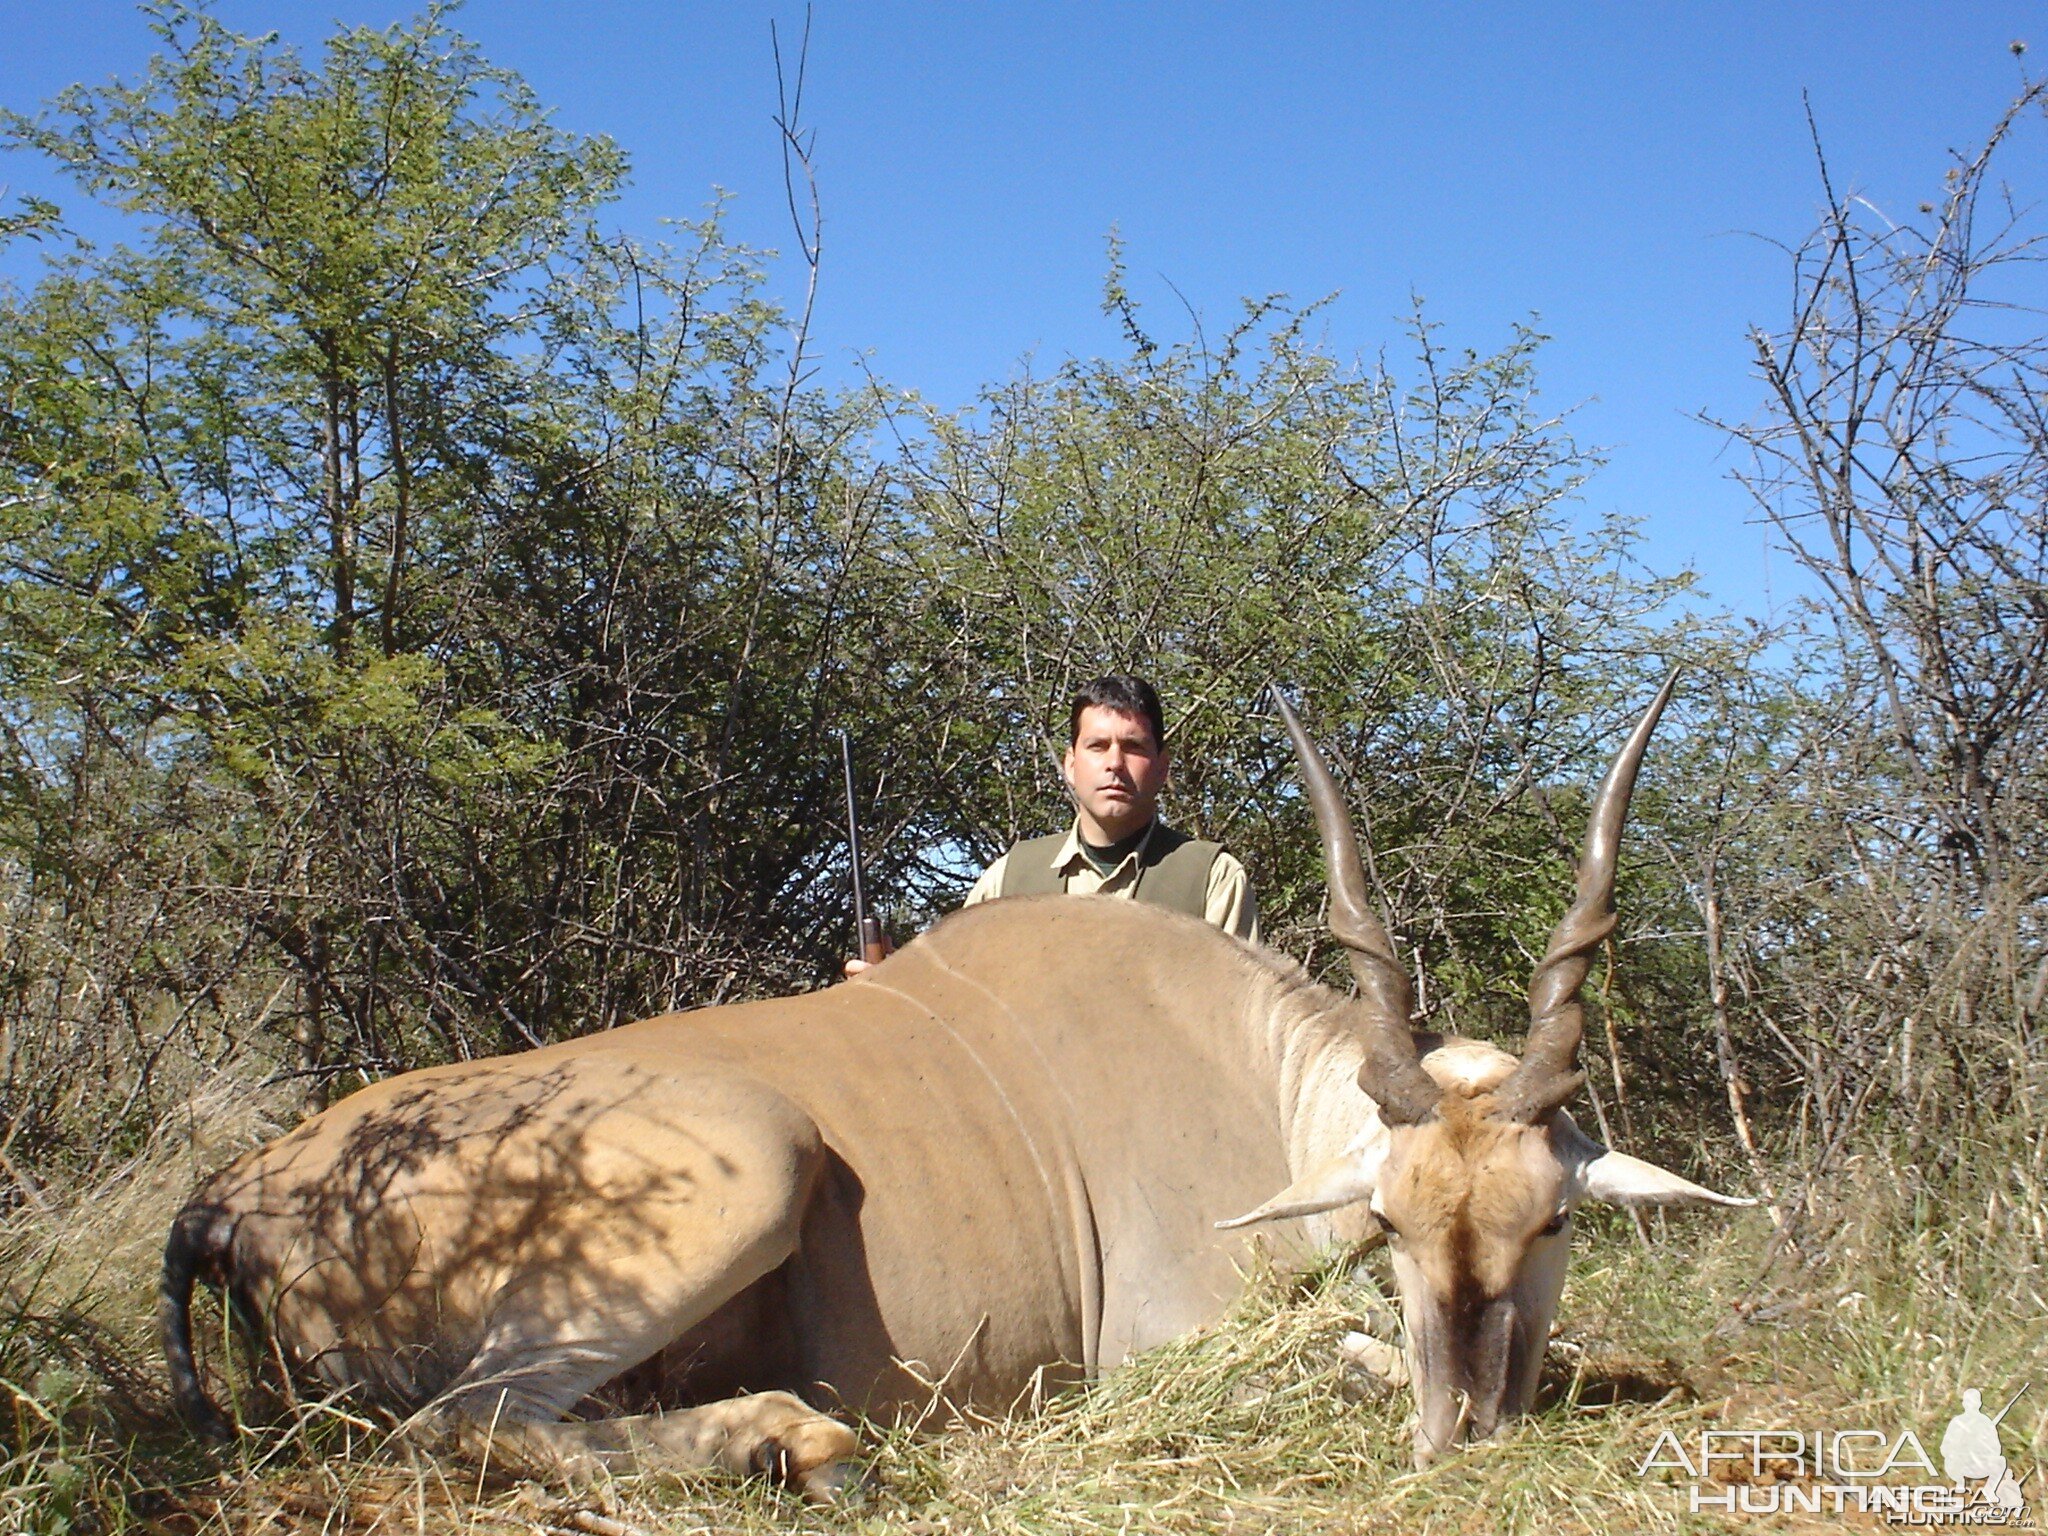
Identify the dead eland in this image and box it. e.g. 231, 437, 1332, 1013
162, 676, 1749, 1495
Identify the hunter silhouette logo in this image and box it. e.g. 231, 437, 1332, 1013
1636, 1383, 2038, 1524
1943, 1389, 2029, 1518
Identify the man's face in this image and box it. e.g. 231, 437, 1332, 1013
1063, 704, 1170, 843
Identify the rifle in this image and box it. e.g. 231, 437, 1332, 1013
1991, 1384, 2029, 1425
839, 731, 887, 966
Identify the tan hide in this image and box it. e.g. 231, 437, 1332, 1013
164, 896, 1384, 1495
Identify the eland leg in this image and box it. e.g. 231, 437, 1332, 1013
420, 1390, 860, 1501
406, 1081, 861, 1499
1339, 1300, 1410, 1390
1339, 1330, 1411, 1388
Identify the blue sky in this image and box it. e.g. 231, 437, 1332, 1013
5, 3, 2043, 620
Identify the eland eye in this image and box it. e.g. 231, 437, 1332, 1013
1373, 1210, 1400, 1239
1540, 1211, 1569, 1238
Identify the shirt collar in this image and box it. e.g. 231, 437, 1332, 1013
1049, 817, 1159, 879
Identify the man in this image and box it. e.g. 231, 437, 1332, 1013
845, 675, 1257, 976
960, 675, 1259, 935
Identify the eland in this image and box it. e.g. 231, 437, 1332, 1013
162, 676, 1749, 1492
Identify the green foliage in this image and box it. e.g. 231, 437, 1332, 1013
0, 0, 1752, 1167
901, 268, 1736, 1050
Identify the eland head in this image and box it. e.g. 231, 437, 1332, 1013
1223, 674, 1751, 1466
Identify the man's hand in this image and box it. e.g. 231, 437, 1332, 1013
842, 935, 895, 978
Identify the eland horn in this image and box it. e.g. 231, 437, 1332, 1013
1273, 689, 1440, 1126
1494, 671, 1679, 1125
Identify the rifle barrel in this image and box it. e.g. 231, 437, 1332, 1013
839, 732, 883, 963
1991, 1384, 2028, 1425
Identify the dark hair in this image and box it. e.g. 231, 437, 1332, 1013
1069, 675, 1166, 750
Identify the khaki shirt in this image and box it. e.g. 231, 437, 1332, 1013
962, 821, 1260, 944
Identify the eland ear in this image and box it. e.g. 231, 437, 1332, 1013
1573, 1146, 1756, 1210
1217, 1136, 1385, 1229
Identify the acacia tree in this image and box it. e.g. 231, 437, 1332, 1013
894, 269, 1736, 1092
0, 3, 634, 1103
1732, 86, 2048, 895
5, 2, 628, 663
0, 0, 1003, 1166
1710, 81, 2048, 1159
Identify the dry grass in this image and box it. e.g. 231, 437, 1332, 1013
3, 1081, 2043, 1535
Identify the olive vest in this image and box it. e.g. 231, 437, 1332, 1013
997, 822, 1221, 919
